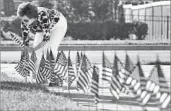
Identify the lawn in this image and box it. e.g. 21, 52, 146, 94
0, 72, 80, 111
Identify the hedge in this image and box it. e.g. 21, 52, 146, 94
1, 16, 148, 40
66, 21, 148, 40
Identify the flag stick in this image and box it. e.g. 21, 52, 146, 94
102, 51, 104, 111
25, 76, 27, 83
88, 91, 90, 111
61, 80, 64, 97
96, 102, 98, 111
76, 50, 80, 107
68, 50, 71, 98
30, 71, 33, 83
95, 95, 98, 111
116, 100, 118, 111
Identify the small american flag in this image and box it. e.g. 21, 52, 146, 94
10, 33, 24, 47
76, 51, 81, 89
28, 50, 37, 78
15, 49, 25, 73
44, 50, 52, 79
36, 53, 50, 83
102, 52, 112, 82
49, 49, 56, 69
56, 51, 61, 62
15, 47, 30, 77
125, 53, 135, 74
127, 56, 148, 105
118, 53, 135, 94
49, 49, 57, 84
68, 51, 76, 88
91, 65, 100, 104
149, 56, 170, 108
53, 51, 67, 86
139, 60, 160, 106
110, 53, 124, 100
77, 54, 93, 93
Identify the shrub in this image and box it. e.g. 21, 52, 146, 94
133, 21, 148, 40
67, 21, 136, 40
1, 16, 22, 37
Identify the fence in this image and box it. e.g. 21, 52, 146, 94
123, 1, 171, 41
124, 14, 170, 41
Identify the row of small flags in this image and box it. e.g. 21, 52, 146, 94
15, 47, 170, 108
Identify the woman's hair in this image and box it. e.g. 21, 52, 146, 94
17, 2, 38, 19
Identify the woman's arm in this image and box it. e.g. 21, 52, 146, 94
21, 22, 30, 46
32, 10, 51, 51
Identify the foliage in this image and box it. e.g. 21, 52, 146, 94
133, 21, 148, 40
56, 0, 76, 22
1, 16, 22, 37
3, 0, 15, 16
91, 0, 113, 22
37, 0, 54, 9
66, 21, 140, 40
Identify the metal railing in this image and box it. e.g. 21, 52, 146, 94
124, 14, 171, 41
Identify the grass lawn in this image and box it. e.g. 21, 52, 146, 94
0, 72, 80, 111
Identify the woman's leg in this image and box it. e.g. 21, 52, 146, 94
46, 14, 67, 85
45, 14, 67, 59
33, 32, 44, 73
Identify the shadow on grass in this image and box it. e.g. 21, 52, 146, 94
0, 81, 49, 93
48, 87, 171, 109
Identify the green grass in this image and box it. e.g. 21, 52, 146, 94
0, 73, 80, 111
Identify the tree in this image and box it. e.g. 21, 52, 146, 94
3, 0, 15, 16
37, 0, 54, 9
91, 0, 112, 22
70, 0, 91, 22
55, 0, 76, 22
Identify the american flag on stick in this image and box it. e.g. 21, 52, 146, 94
77, 54, 93, 92
28, 50, 37, 79
76, 51, 81, 89
91, 65, 100, 104
10, 33, 24, 47
49, 49, 58, 84
44, 50, 52, 79
36, 53, 51, 83
110, 53, 124, 99
147, 56, 170, 108
15, 48, 25, 73
118, 53, 136, 94
102, 52, 112, 82
68, 51, 76, 88
126, 56, 149, 105
15, 47, 30, 77
53, 51, 67, 86
119, 53, 135, 82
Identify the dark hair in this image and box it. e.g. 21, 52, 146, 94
17, 2, 38, 19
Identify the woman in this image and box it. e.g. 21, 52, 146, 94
17, 2, 67, 73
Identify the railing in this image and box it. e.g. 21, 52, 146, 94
123, 1, 171, 41
124, 14, 171, 41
